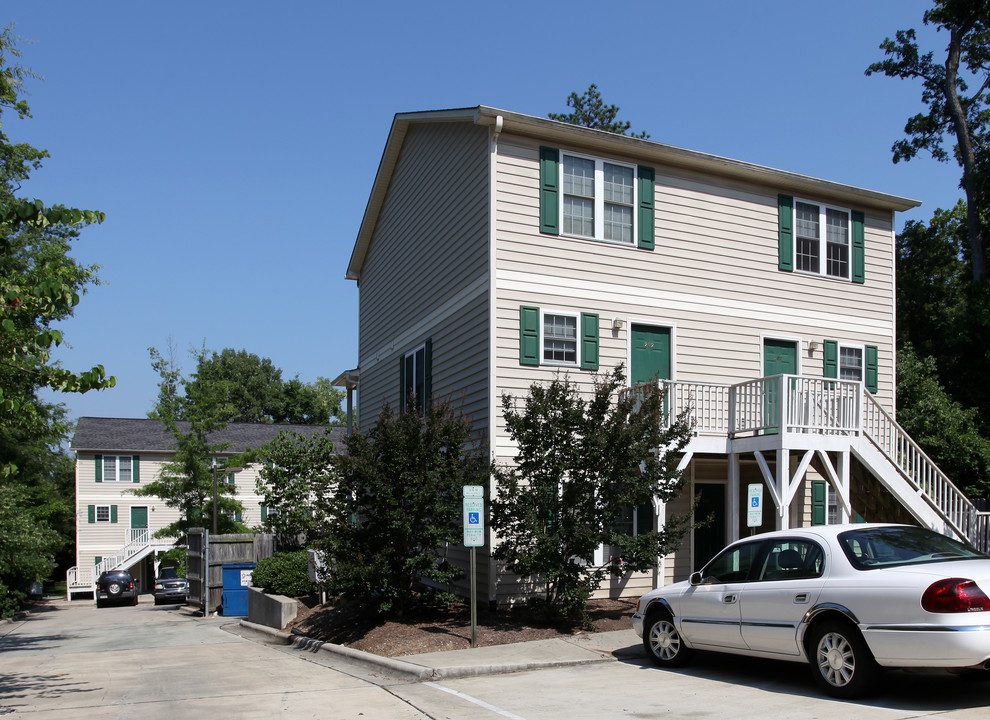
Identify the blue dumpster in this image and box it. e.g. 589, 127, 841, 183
220, 562, 256, 616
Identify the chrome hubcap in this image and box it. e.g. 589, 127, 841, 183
816, 632, 855, 687
650, 620, 681, 660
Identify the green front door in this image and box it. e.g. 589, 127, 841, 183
762, 339, 797, 433
694, 483, 726, 571
631, 325, 672, 419
131, 506, 148, 542
631, 325, 671, 385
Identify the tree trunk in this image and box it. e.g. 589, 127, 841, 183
945, 25, 987, 283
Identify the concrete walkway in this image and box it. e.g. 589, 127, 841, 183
239, 620, 644, 680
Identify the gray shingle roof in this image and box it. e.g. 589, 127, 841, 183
71, 417, 344, 454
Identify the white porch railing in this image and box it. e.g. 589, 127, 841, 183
729, 375, 861, 437
66, 528, 179, 599
623, 374, 990, 552
620, 380, 731, 435
862, 392, 990, 551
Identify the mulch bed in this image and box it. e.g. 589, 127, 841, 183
287, 595, 638, 657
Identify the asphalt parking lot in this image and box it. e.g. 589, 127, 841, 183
2, 596, 989, 719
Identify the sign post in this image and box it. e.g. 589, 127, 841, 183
747, 483, 763, 532
463, 485, 485, 647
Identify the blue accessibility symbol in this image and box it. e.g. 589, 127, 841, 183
468, 512, 480, 524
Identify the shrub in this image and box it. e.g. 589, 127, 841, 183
251, 550, 312, 597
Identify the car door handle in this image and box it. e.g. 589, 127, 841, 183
794, 593, 809, 603
723, 594, 737, 604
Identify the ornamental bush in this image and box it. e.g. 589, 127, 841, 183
251, 550, 312, 597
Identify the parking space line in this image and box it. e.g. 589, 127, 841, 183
424, 682, 527, 719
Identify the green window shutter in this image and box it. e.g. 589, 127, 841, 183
580, 313, 599, 370
88, 505, 95, 523
235, 510, 242, 523
424, 338, 433, 412
94, 556, 102, 567
95, 454, 103, 483
865, 344, 879, 393
519, 305, 540, 366
539, 146, 560, 235
637, 166, 655, 250
851, 210, 865, 284
823, 340, 838, 379
778, 194, 794, 272
811, 480, 827, 526
132, 455, 140, 483
399, 355, 407, 411
110, 505, 118, 523
261, 505, 267, 522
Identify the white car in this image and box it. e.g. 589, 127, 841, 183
632, 524, 990, 698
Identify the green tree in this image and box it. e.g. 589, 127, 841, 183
548, 83, 651, 138
491, 367, 691, 623
136, 352, 247, 537
155, 346, 342, 425
896, 344, 990, 500
0, 25, 112, 615
896, 202, 990, 432
316, 400, 486, 617
866, 0, 990, 282
257, 429, 337, 546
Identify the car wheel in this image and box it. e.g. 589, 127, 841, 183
808, 620, 877, 699
643, 609, 692, 668
96, 599, 104, 609
131, 595, 139, 606
107, 582, 122, 597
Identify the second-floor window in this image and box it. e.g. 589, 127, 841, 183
562, 154, 636, 243
778, 194, 864, 283
103, 455, 132, 482
539, 146, 655, 250
795, 201, 850, 280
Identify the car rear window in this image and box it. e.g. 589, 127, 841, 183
839, 526, 986, 570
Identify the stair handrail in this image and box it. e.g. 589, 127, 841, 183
861, 391, 986, 548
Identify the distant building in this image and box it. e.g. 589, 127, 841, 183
68, 417, 340, 598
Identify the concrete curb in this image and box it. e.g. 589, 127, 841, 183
237, 619, 625, 681
238, 620, 435, 680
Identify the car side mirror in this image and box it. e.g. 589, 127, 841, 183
689, 571, 702, 586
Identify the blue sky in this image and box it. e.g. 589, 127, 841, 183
6, 0, 963, 423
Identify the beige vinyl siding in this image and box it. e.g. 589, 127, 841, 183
492, 136, 896, 455
357, 121, 490, 434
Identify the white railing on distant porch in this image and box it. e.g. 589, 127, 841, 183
66, 528, 179, 599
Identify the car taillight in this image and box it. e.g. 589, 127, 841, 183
922, 578, 990, 613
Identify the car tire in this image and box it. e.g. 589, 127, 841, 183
131, 595, 139, 606
643, 609, 692, 668
96, 599, 104, 609
807, 619, 878, 699
107, 582, 122, 598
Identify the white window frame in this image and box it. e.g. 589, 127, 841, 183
540, 309, 580, 367
403, 343, 427, 414
560, 152, 638, 245
102, 455, 132, 482
837, 342, 865, 382
793, 198, 852, 281
95, 505, 111, 523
